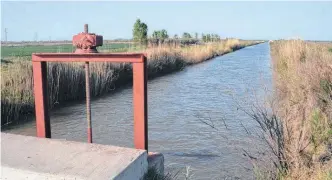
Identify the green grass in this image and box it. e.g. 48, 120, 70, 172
329, 48, 332, 52
1, 43, 132, 57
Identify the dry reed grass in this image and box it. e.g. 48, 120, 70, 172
1, 39, 260, 126
270, 40, 332, 179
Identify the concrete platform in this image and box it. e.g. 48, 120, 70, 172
1, 133, 148, 180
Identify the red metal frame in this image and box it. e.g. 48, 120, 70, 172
32, 53, 148, 150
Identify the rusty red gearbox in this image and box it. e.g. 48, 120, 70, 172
72, 24, 103, 53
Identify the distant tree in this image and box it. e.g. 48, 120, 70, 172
182, 32, 192, 39
152, 31, 159, 39
195, 32, 198, 39
160, 29, 169, 40
151, 29, 169, 45
152, 29, 168, 40
202, 33, 206, 42
214, 34, 220, 41
132, 19, 148, 45
173, 34, 179, 39
206, 34, 211, 42
201, 33, 221, 42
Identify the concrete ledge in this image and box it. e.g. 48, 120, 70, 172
1, 133, 148, 180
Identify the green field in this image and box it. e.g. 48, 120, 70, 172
1, 43, 133, 58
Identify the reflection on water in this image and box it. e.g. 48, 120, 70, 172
5, 43, 272, 179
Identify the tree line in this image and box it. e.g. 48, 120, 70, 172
132, 18, 221, 46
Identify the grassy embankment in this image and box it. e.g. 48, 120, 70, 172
269, 40, 332, 179
1, 39, 261, 126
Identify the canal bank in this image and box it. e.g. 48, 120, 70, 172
269, 40, 332, 179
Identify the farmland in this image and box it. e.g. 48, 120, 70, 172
1, 43, 133, 57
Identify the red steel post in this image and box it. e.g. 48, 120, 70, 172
133, 56, 148, 150
32, 61, 51, 138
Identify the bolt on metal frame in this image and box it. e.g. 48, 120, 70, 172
32, 25, 148, 151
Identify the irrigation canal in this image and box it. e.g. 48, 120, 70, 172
5, 42, 272, 179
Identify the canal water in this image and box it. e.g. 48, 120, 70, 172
6, 43, 273, 179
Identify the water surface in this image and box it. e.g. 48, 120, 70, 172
6, 43, 272, 179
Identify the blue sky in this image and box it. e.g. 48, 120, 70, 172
1, 1, 332, 41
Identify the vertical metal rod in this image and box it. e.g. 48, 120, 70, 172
84, 24, 89, 33
85, 62, 92, 143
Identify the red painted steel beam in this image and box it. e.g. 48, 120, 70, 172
133, 56, 148, 150
32, 61, 51, 138
32, 53, 145, 63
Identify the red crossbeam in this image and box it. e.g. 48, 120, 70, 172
32, 52, 148, 151
32, 53, 145, 63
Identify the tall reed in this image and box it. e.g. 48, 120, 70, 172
270, 40, 332, 179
